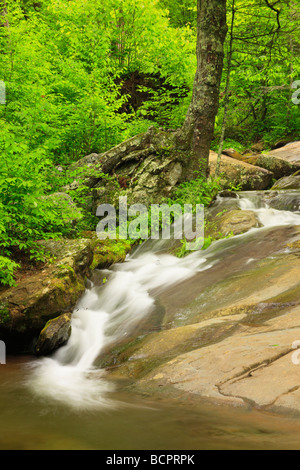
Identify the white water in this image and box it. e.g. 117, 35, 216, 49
238, 192, 300, 228
26, 192, 300, 409
27, 241, 212, 409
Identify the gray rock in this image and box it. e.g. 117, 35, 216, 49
35, 313, 72, 356
209, 151, 273, 191
0, 238, 93, 353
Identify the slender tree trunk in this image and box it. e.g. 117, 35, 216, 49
176, 0, 228, 180
215, 0, 235, 177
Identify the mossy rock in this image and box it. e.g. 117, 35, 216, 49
271, 175, 300, 190
35, 313, 72, 356
0, 238, 93, 353
254, 155, 300, 179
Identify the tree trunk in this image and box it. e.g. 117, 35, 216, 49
176, 0, 228, 180
0, 1, 8, 28
215, 0, 235, 177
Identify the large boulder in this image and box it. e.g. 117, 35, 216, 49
214, 210, 260, 237
209, 151, 273, 190
268, 141, 300, 163
245, 154, 300, 179
205, 200, 260, 238
65, 128, 184, 207
0, 235, 135, 354
0, 238, 93, 353
103, 225, 300, 415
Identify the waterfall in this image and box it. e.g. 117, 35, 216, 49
237, 191, 300, 227
26, 191, 300, 409
27, 239, 212, 409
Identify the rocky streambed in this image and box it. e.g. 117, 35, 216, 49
101, 192, 300, 416
15, 187, 300, 419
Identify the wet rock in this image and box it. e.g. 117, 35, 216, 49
216, 210, 260, 237
205, 207, 260, 239
136, 317, 300, 408
35, 313, 72, 356
263, 190, 300, 212
104, 225, 300, 415
134, 254, 300, 412
218, 190, 238, 198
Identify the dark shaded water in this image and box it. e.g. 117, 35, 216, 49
2, 356, 300, 450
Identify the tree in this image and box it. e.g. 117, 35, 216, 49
176, 0, 228, 179
213, 0, 300, 147
0, 1, 9, 28
93, 0, 228, 183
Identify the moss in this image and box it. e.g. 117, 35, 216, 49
54, 264, 77, 281
90, 238, 134, 270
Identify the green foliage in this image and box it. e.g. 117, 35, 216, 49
158, 0, 197, 28
176, 235, 213, 258
211, 138, 245, 153
0, 256, 20, 287
0, 121, 84, 286
1, 0, 299, 284
168, 176, 222, 208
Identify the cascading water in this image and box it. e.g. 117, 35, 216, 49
26, 191, 300, 409
27, 249, 212, 409
237, 191, 300, 227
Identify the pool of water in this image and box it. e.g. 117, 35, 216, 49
2, 356, 300, 450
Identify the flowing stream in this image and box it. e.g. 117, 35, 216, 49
25, 190, 300, 410
2, 190, 300, 450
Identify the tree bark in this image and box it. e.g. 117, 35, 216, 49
176, 0, 228, 180
0, 1, 8, 28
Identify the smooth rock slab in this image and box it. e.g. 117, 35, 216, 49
137, 317, 300, 408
